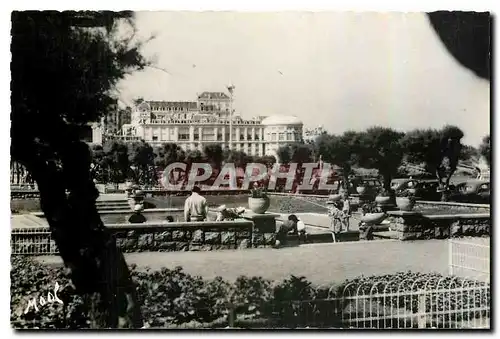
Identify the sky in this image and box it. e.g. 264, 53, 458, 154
117, 11, 490, 146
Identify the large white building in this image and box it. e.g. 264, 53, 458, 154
261, 115, 304, 156
93, 91, 304, 158
303, 125, 326, 143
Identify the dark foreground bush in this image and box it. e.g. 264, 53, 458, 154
11, 256, 490, 329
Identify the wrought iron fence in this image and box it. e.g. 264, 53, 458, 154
449, 238, 490, 283
11, 226, 58, 255
13, 274, 488, 329
334, 275, 489, 328
257, 275, 490, 329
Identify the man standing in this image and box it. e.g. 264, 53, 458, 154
184, 186, 208, 222
341, 192, 351, 232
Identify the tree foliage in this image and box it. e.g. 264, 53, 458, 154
428, 11, 490, 80
479, 134, 491, 167
154, 142, 186, 169
358, 127, 404, 189
276, 143, 314, 165
128, 141, 156, 186
401, 125, 464, 199
253, 155, 277, 168
459, 144, 479, 162
314, 131, 363, 189
102, 140, 129, 185
203, 144, 224, 167
11, 11, 149, 328
223, 149, 252, 168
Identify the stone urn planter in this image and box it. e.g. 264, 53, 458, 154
360, 212, 386, 225
375, 195, 391, 206
133, 189, 145, 204
356, 186, 367, 195
125, 182, 134, 197
328, 194, 342, 202
248, 196, 270, 214
396, 197, 415, 211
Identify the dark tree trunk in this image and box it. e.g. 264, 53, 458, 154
14, 140, 143, 328
341, 164, 351, 194
16, 162, 20, 184
382, 172, 392, 191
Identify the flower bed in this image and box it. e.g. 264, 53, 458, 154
11, 257, 490, 329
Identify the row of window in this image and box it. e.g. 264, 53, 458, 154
269, 132, 298, 141
147, 128, 262, 142
151, 106, 195, 112
186, 143, 263, 151
152, 134, 262, 142
147, 119, 261, 125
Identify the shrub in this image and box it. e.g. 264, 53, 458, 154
10, 256, 90, 329
361, 202, 383, 215
11, 257, 489, 329
396, 188, 415, 198
377, 188, 392, 197
250, 183, 268, 198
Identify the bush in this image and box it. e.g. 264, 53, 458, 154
11, 257, 489, 329
361, 202, 383, 215
10, 256, 90, 329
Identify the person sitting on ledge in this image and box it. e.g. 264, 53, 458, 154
274, 215, 299, 248
296, 215, 307, 243
128, 204, 147, 224
184, 186, 208, 222
216, 205, 227, 221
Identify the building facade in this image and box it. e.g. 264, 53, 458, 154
261, 116, 304, 157
303, 125, 326, 143
94, 91, 304, 158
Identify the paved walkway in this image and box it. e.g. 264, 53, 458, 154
97, 193, 127, 201
37, 239, 450, 285
11, 214, 49, 228
276, 212, 370, 232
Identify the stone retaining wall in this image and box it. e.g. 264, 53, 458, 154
11, 220, 278, 255
414, 201, 490, 213
110, 221, 267, 252
387, 211, 490, 241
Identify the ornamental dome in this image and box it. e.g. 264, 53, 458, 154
261, 115, 302, 125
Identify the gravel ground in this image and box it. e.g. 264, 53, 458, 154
37, 239, 451, 285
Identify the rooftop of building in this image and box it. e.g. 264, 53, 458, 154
197, 92, 230, 100
261, 115, 303, 126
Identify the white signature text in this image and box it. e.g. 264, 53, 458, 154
24, 282, 64, 314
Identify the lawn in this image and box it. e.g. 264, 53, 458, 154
37, 239, 452, 285
148, 194, 331, 214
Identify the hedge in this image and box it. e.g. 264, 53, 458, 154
11, 256, 489, 329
